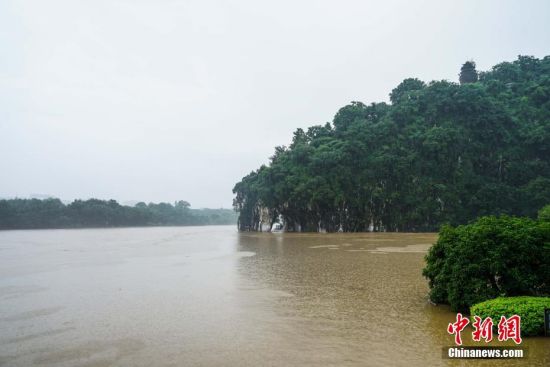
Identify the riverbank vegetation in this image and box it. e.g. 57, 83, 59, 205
233, 55, 550, 232
423, 213, 550, 313
0, 198, 237, 229
470, 297, 550, 336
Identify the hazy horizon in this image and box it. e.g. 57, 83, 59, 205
1, 0, 549, 208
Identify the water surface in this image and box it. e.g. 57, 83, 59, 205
0, 226, 548, 366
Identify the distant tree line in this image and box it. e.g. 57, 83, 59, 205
233, 55, 550, 232
0, 198, 237, 229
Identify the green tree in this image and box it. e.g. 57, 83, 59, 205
233, 55, 550, 232
0, 198, 237, 229
423, 216, 550, 312
389, 78, 426, 104
539, 204, 550, 222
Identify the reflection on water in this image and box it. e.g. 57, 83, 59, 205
0, 227, 548, 366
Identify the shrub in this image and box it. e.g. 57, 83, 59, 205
470, 297, 550, 336
423, 216, 550, 312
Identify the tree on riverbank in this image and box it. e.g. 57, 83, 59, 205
423, 215, 550, 312
233, 55, 550, 232
0, 198, 237, 229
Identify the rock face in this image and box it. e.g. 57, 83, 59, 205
258, 207, 271, 232
235, 205, 280, 232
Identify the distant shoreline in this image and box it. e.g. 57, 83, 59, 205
0, 198, 238, 230
0, 223, 237, 232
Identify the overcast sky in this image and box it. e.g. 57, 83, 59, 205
1, 0, 549, 208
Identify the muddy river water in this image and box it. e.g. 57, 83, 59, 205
0, 226, 548, 366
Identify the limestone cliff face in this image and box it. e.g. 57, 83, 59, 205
258, 206, 272, 232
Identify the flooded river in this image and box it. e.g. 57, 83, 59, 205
0, 226, 548, 366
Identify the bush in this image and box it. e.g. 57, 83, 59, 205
423, 216, 550, 312
470, 297, 550, 336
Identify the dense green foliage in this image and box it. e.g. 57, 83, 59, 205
470, 297, 550, 336
539, 204, 550, 222
233, 55, 550, 232
423, 216, 550, 312
0, 198, 237, 229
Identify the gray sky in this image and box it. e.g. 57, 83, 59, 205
1, 0, 549, 208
